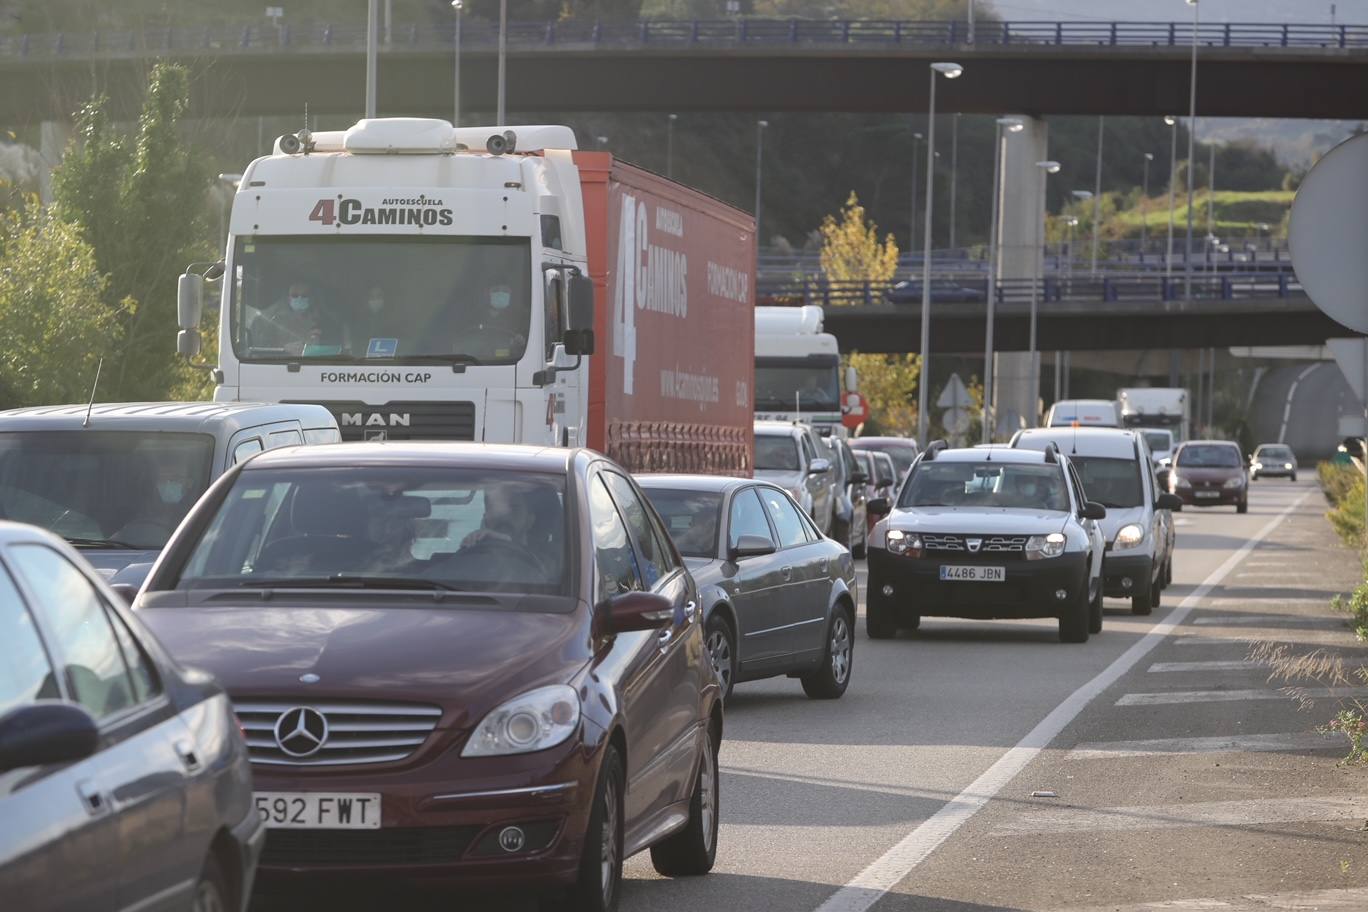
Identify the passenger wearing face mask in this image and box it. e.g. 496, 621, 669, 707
250, 281, 324, 356
464, 283, 527, 360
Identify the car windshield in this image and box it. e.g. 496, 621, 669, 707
176, 466, 570, 598
1257, 446, 1293, 460
899, 461, 1070, 511
853, 441, 918, 477
641, 488, 722, 558
1177, 445, 1241, 468
1143, 432, 1172, 452
1069, 456, 1143, 509
0, 431, 214, 550
228, 235, 532, 364
755, 436, 801, 471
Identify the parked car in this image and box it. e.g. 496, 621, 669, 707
1251, 443, 1298, 481
884, 278, 986, 304
1044, 399, 1122, 428
825, 435, 868, 557
0, 401, 339, 589
638, 474, 858, 702
1169, 440, 1248, 513
866, 442, 1107, 643
754, 420, 838, 535
134, 443, 722, 909
0, 522, 261, 912
1011, 428, 1182, 615
850, 436, 921, 483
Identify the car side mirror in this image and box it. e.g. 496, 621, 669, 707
1082, 501, 1107, 521
599, 591, 674, 635
0, 702, 100, 773
110, 583, 137, 606
1155, 493, 1183, 512
808, 458, 832, 475
867, 497, 891, 517
729, 534, 776, 560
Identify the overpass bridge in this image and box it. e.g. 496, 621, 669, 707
4, 17, 1368, 123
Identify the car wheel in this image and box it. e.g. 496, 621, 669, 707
558, 747, 625, 912
1237, 499, 1248, 514
1151, 577, 1162, 608
1088, 584, 1104, 635
704, 614, 737, 703
802, 607, 853, 699
190, 854, 229, 912
649, 724, 719, 877
866, 587, 898, 640
1131, 576, 1154, 616
1059, 585, 1090, 644
1166, 558, 1174, 587
1291, 472, 1298, 482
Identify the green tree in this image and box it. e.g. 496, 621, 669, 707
817, 192, 920, 434
52, 63, 213, 401
0, 201, 126, 406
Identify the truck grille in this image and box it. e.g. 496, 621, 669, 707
294, 400, 476, 442
922, 534, 1028, 555
234, 699, 443, 767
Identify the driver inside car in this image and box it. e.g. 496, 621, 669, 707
457, 482, 553, 579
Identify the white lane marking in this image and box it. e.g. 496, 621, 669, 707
1192, 612, 1339, 625
1146, 659, 1252, 673
811, 490, 1313, 912
1067, 731, 1334, 760
1060, 886, 1368, 911
1116, 686, 1368, 706
1278, 362, 1321, 443
990, 794, 1368, 836
724, 767, 938, 801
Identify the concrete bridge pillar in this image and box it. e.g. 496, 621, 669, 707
37, 120, 71, 204
991, 116, 1049, 436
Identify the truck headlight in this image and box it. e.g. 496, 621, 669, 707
1026, 532, 1067, 560
1223, 476, 1245, 489
462, 685, 580, 757
1113, 523, 1145, 550
886, 529, 922, 557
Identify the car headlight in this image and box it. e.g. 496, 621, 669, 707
1283, 463, 1293, 470
1113, 523, 1145, 550
1223, 476, 1245, 489
1025, 532, 1067, 560
461, 685, 580, 757
886, 529, 922, 557
1251, 462, 1263, 471
1172, 475, 1191, 489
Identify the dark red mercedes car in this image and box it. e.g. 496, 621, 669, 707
134, 442, 722, 911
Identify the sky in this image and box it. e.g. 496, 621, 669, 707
984, 0, 1360, 22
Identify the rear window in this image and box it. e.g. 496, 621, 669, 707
174, 466, 570, 599
640, 488, 722, 559
1069, 456, 1143, 509
1143, 431, 1172, 452
1176, 445, 1240, 468
852, 441, 918, 477
755, 436, 800, 471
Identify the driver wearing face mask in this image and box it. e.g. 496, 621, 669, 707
251, 281, 324, 356
466, 284, 527, 360
113, 465, 200, 548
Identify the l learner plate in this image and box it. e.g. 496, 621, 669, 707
254, 791, 381, 829
940, 565, 1005, 583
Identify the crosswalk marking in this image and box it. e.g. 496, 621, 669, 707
1066, 731, 1334, 760
989, 794, 1368, 836
1116, 686, 1368, 706
1147, 660, 1252, 673
1057, 886, 1368, 911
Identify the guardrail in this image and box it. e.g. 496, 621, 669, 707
3, 18, 1367, 59
757, 271, 1304, 308
757, 248, 1294, 279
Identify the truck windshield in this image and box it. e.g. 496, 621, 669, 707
900, 462, 1070, 512
177, 466, 571, 599
754, 358, 840, 411
228, 236, 532, 364
0, 431, 214, 550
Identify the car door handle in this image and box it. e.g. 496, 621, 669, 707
818, 558, 828, 573
657, 627, 673, 650
683, 600, 697, 621
76, 779, 110, 817
781, 566, 793, 582
175, 739, 201, 773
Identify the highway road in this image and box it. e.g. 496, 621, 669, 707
1248, 361, 1357, 460
254, 478, 1368, 912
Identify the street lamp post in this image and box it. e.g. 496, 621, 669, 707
754, 120, 768, 246
982, 115, 1024, 444
496, 0, 508, 124
1141, 151, 1154, 253
365, 0, 379, 118
666, 113, 678, 178
1090, 116, 1104, 278
450, 0, 463, 127
1071, 190, 1092, 278
915, 62, 963, 448
909, 130, 924, 252
950, 113, 961, 251
1183, 0, 1200, 306
1164, 115, 1179, 289
1030, 160, 1062, 425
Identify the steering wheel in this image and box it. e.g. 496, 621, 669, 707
451, 536, 550, 581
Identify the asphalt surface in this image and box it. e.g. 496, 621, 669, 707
1248, 361, 1355, 461
253, 477, 1368, 912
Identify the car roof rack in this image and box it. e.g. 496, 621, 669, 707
922, 439, 949, 461
1042, 441, 1061, 464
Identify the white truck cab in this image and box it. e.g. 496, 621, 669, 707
754, 305, 857, 437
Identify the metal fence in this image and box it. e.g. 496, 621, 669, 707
4, 18, 1367, 59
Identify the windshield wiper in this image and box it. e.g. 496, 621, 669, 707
67, 536, 143, 550
239, 575, 461, 592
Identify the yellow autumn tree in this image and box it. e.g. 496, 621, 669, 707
818, 192, 920, 435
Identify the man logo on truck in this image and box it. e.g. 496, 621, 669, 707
309, 197, 454, 228
340, 412, 412, 429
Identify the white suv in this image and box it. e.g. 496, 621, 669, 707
754, 421, 838, 535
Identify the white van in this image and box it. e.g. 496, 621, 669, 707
1044, 399, 1122, 428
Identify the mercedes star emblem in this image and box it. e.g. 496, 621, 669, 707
274, 706, 329, 758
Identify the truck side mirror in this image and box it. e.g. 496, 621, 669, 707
845, 366, 858, 393
564, 274, 596, 356
177, 272, 204, 331
177, 330, 202, 359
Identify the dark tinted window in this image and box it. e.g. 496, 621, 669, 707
874, 453, 897, 486
1176, 445, 1240, 468
643, 488, 722, 559
1256, 445, 1293, 460
0, 566, 58, 716
177, 467, 570, 598
1070, 457, 1143, 509
756, 487, 808, 548
602, 472, 672, 587
588, 476, 642, 603
755, 436, 800, 471
1143, 431, 1172, 453
729, 488, 775, 550
900, 462, 1070, 512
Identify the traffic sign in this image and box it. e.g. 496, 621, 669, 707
842, 391, 869, 431
1289, 133, 1368, 334
937, 373, 971, 410
944, 407, 970, 435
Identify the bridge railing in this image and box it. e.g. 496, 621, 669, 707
5, 18, 1368, 58
757, 272, 1302, 308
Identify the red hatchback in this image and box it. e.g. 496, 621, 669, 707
135, 442, 722, 910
